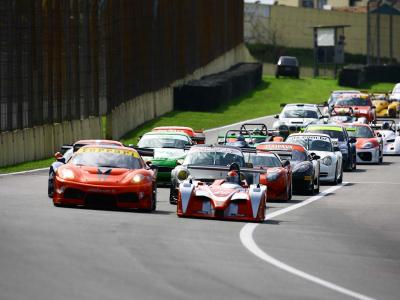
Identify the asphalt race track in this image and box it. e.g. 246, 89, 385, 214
1, 116, 400, 300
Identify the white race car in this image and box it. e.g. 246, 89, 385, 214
273, 103, 324, 134
286, 133, 343, 184
372, 120, 400, 155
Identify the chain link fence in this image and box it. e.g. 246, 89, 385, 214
0, 0, 243, 132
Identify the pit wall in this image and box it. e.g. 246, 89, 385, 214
0, 43, 253, 167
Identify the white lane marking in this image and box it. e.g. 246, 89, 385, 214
349, 181, 400, 185
204, 115, 274, 133
0, 167, 48, 177
240, 184, 376, 300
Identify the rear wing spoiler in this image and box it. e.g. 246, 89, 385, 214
127, 145, 155, 157
191, 133, 206, 144
239, 123, 269, 136
257, 148, 293, 159
60, 145, 73, 154
186, 165, 267, 185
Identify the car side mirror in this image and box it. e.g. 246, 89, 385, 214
376, 132, 382, 138
333, 146, 340, 152
282, 160, 290, 167
274, 114, 279, 119
310, 153, 320, 160
176, 159, 184, 166
349, 137, 357, 143
245, 162, 253, 168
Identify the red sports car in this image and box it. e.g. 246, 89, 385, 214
53, 145, 157, 211
333, 94, 376, 123
177, 164, 267, 222
152, 126, 205, 144
245, 151, 292, 202
343, 123, 383, 164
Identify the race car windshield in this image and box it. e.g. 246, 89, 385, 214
336, 97, 371, 106
286, 136, 333, 152
71, 152, 142, 169
138, 134, 190, 149
290, 150, 307, 161
247, 154, 281, 167
283, 109, 318, 119
346, 126, 374, 138
306, 129, 345, 141
184, 150, 245, 167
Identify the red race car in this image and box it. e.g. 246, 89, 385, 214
177, 164, 267, 222
245, 151, 292, 202
152, 126, 205, 144
53, 145, 157, 211
343, 123, 383, 164
333, 93, 376, 123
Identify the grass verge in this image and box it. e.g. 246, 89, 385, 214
0, 76, 394, 174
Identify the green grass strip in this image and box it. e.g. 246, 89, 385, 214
0, 76, 393, 174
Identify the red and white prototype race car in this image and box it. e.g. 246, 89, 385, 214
177, 164, 267, 222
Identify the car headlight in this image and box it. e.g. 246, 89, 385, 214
322, 156, 332, 166
267, 171, 280, 182
58, 168, 75, 180
361, 142, 374, 149
132, 174, 144, 183
293, 163, 311, 173
177, 169, 189, 181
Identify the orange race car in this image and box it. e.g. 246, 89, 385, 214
332, 93, 376, 123
53, 145, 157, 211
152, 126, 205, 144
244, 151, 292, 202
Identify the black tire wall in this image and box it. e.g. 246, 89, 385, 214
174, 63, 263, 111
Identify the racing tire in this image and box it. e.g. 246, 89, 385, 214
338, 165, 343, 184
48, 171, 55, 198
305, 176, 315, 195
332, 163, 338, 185
314, 175, 320, 194
169, 188, 177, 205
379, 151, 383, 164
287, 182, 292, 202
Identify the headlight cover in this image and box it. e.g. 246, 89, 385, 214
58, 168, 75, 180
267, 171, 280, 182
322, 156, 332, 166
361, 142, 374, 149
132, 174, 144, 183
177, 169, 189, 181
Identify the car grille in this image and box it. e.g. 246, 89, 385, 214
117, 193, 139, 203
358, 152, 372, 161
64, 188, 85, 200
85, 193, 116, 208
320, 172, 328, 177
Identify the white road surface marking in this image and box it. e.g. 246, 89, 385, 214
240, 183, 376, 300
0, 167, 48, 177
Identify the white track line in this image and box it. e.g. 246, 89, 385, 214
0, 167, 48, 177
240, 183, 376, 300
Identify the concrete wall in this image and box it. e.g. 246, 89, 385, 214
107, 43, 253, 140
245, 5, 400, 61
0, 117, 102, 168
0, 43, 253, 167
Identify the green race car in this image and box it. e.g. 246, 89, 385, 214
137, 131, 193, 186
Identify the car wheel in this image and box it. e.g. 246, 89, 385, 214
169, 188, 177, 205
379, 150, 383, 164
338, 165, 343, 183
48, 171, 55, 198
314, 175, 320, 194
306, 176, 314, 195
151, 184, 157, 211
333, 163, 338, 185
287, 182, 292, 201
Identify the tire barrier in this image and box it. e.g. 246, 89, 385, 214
174, 63, 263, 111
339, 64, 400, 87
338, 65, 366, 87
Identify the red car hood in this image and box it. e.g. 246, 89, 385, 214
356, 138, 379, 149
62, 165, 133, 185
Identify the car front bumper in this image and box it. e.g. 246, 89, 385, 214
356, 147, 380, 163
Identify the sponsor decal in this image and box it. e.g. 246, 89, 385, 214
79, 147, 140, 158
